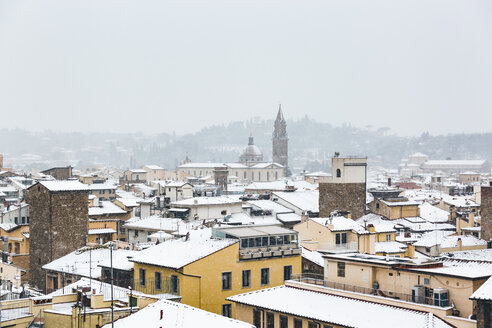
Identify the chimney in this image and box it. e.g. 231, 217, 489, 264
367, 224, 376, 233
469, 212, 475, 228
388, 178, 392, 187
138, 201, 152, 218
160, 309, 163, 320
457, 237, 463, 250
301, 212, 309, 223
456, 216, 461, 235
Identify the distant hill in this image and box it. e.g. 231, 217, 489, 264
0, 118, 491, 172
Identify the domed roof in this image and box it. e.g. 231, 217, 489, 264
239, 134, 263, 163
241, 144, 262, 157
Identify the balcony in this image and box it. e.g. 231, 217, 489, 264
239, 244, 301, 260
289, 274, 453, 309
317, 242, 358, 253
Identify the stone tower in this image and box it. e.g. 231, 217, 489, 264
27, 180, 89, 292
272, 105, 289, 175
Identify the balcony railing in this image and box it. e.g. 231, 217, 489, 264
290, 274, 450, 308
239, 245, 301, 260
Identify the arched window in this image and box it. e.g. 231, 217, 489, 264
336, 169, 341, 178
251, 172, 254, 181
258, 172, 261, 180
275, 172, 278, 180
267, 172, 270, 181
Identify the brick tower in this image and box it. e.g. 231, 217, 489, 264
272, 105, 289, 175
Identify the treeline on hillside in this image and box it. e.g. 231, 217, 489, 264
0, 118, 491, 171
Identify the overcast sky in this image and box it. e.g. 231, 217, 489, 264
1, 0, 491, 136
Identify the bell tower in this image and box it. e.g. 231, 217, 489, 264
272, 104, 289, 175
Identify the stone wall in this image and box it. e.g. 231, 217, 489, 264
11, 254, 30, 283
27, 184, 88, 292
476, 299, 492, 328
481, 187, 492, 242
319, 183, 366, 219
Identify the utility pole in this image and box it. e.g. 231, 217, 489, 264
110, 242, 114, 328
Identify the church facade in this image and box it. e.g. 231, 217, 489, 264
178, 108, 288, 183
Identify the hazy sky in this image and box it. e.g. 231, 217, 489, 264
1, 0, 491, 136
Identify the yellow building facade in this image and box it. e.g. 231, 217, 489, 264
132, 241, 301, 317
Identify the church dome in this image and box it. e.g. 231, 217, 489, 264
239, 135, 263, 164
241, 144, 262, 157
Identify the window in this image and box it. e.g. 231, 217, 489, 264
335, 233, 347, 245
284, 265, 292, 281
425, 247, 431, 253
222, 272, 232, 290
323, 326, 333, 328
266, 312, 274, 328
155, 272, 162, 290
258, 172, 261, 180
261, 268, 270, 285
267, 172, 270, 181
336, 169, 341, 178
14, 217, 18, 224
275, 172, 278, 180
386, 234, 391, 241
308, 322, 319, 328
14, 243, 20, 254
294, 318, 303, 328
222, 304, 232, 318
134, 230, 139, 237
244, 172, 247, 179
424, 278, 430, 285
139, 268, 146, 286
376, 203, 380, 209
253, 309, 261, 328
337, 262, 345, 277
280, 315, 288, 328
171, 275, 179, 294
242, 270, 251, 288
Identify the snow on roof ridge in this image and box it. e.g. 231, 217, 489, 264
228, 285, 451, 328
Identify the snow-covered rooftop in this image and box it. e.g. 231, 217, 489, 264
124, 216, 182, 232
311, 216, 367, 234
227, 285, 451, 328
89, 201, 128, 216
88, 228, 116, 235
246, 200, 293, 214
414, 231, 486, 248
441, 249, 492, 262
374, 241, 408, 254
419, 203, 449, 223
143, 165, 164, 170
104, 298, 254, 328
246, 180, 317, 192
38, 180, 89, 192
301, 247, 324, 267
42, 246, 137, 278
171, 196, 241, 206
130, 237, 238, 269
470, 276, 492, 301
272, 191, 319, 213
